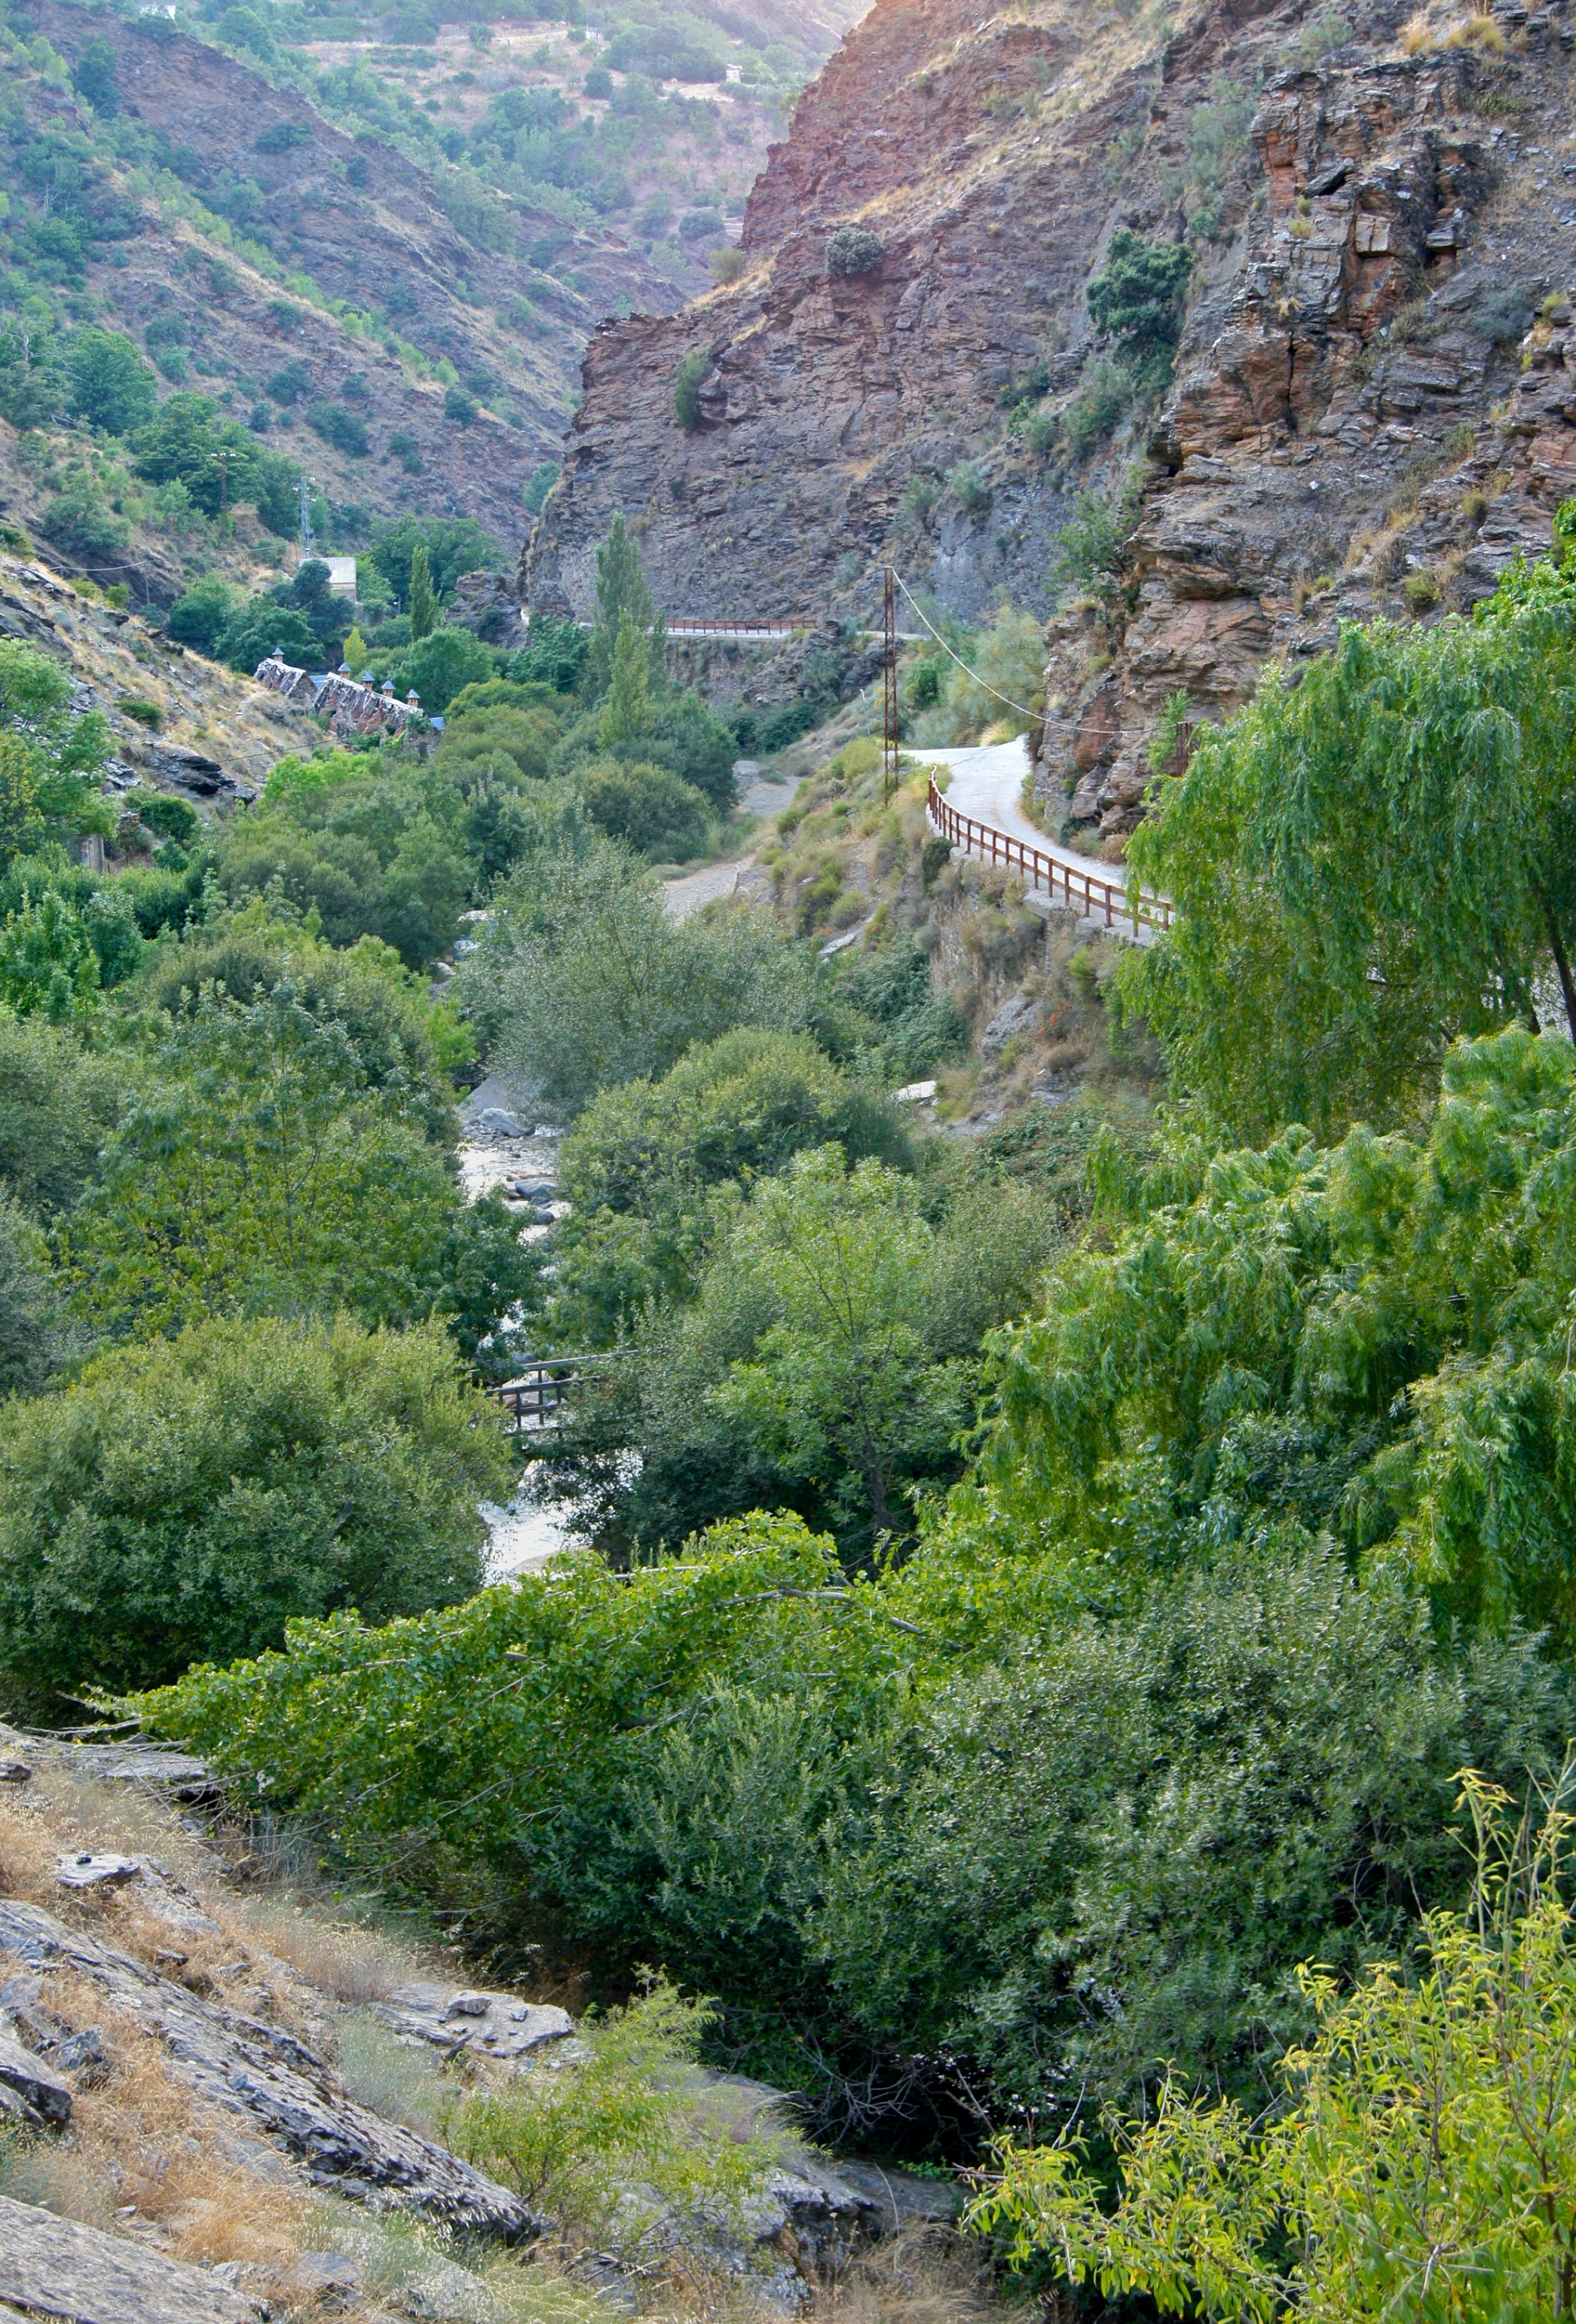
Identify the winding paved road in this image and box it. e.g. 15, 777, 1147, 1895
905, 737, 1161, 946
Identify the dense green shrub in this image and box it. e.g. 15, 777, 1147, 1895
217, 601, 321, 673
1061, 351, 1133, 452
544, 1025, 911, 1336
547, 1141, 1059, 1560
1086, 227, 1193, 383
132, 393, 300, 524
167, 571, 242, 656
457, 828, 817, 1118
672, 350, 708, 431
0, 1005, 130, 1217
40, 482, 128, 561
387, 625, 497, 713
0, 1313, 510, 1707
0, 889, 102, 1020
64, 329, 156, 437
212, 761, 472, 966
580, 759, 710, 858
826, 227, 884, 278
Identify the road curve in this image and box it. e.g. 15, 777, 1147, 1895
905, 737, 1164, 947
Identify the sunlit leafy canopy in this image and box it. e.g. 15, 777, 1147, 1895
1124, 553, 1576, 1142
970, 1771, 1576, 2324
0, 1313, 509, 1707
950, 1026, 1576, 1654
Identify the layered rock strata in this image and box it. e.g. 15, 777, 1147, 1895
529, 0, 1576, 832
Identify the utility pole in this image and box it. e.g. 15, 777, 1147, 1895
882, 565, 899, 805
299, 475, 314, 558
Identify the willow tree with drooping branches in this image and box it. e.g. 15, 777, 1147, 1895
1124, 543, 1576, 1144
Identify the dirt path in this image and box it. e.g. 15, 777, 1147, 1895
662, 764, 799, 923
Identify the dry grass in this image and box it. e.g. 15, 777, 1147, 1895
810, 2230, 1012, 2324
229, 1899, 427, 2005
1445, 10, 1505, 47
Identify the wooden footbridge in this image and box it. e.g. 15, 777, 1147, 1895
485, 1353, 627, 1434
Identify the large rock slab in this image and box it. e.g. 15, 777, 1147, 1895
374, 1980, 574, 2065
0, 2193, 261, 2324
0, 2025, 72, 2125
0, 1901, 537, 2239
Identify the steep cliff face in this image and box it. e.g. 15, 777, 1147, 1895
526, 0, 1167, 627
529, 0, 1576, 834
1050, 2, 1576, 841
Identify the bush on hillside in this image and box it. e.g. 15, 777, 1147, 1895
64, 328, 157, 437
826, 227, 884, 278
0, 1313, 510, 1706
580, 759, 710, 858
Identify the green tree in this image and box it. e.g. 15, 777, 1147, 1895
408, 542, 439, 641
0, 889, 101, 1020
951, 1026, 1576, 1657
596, 610, 652, 751
61, 985, 470, 1337
166, 574, 238, 659
458, 828, 817, 1119
71, 37, 119, 115
969, 1770, 1576, 2324
582, 515, 656, 702
216, 601, 321, 673
0, 1005, 129, 1217
0, 1312, 510, 1706
392, 625, 495, 713
131, 394, 268, 516
0, 1192, 73, 1398
212, 761, 472, 966
704, 1147, 969, 1545
547, 1025, 910, 1338
1086, 227, 1193, 383
580, 761, 709, 859
1123, 553, 1576, 1141
64, 328, 157, 436
0, 740, 42, 871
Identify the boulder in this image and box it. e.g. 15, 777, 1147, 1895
0, 2193, 260, 2324
374, 1980, 574, 2065
0, 2028, 71, 2125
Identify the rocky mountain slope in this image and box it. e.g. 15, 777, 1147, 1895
10, 0, 672, 548
527, 0, 1576, 846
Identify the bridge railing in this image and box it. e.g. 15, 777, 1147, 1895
663, 617, 807, 639
926, 777, 1173, 934
486, 1353, 629, 1434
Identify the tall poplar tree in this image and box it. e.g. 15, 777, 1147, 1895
408, 543, 438, 641
583, 515, 657, 703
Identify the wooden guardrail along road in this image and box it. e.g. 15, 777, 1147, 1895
925, 777, 1174, 933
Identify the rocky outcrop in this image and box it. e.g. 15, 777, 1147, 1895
525, 0, 1158, 634
0, 1899, 538, 2237
0, 2196, 262, 2324
529, 0, 1576, 830
1043, 0, 1576, 839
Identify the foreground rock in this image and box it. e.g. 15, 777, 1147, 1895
0, 2194, 260, 2324
0, 1900, 537, 2238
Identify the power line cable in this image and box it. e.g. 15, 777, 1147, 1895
889, 567, 1084, 734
